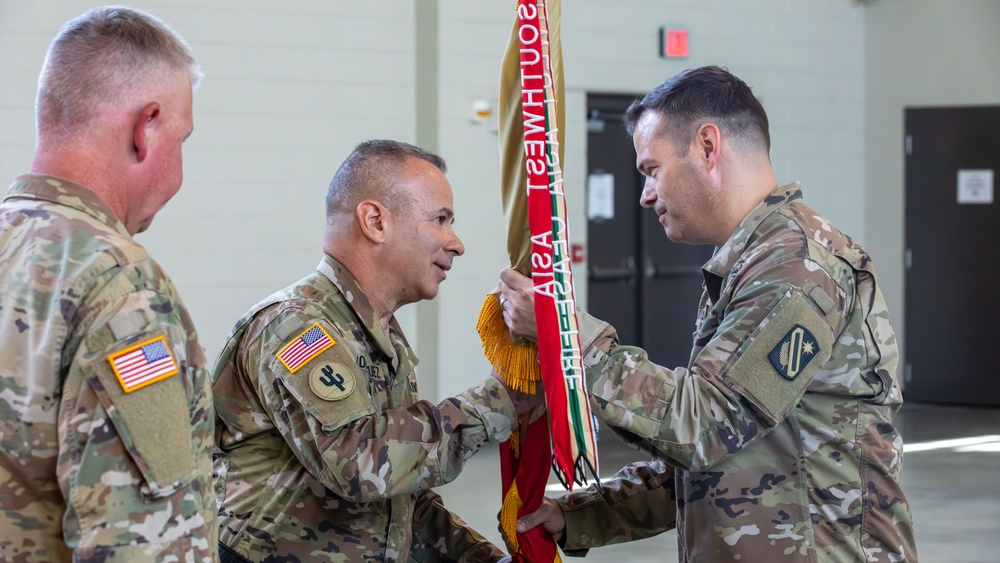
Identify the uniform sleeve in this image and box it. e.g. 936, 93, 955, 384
557, 459, 677, 555
408, 489, 506, 562
242, 313, 520, 504
61, 265, 216, 561
579, 246, 843, 471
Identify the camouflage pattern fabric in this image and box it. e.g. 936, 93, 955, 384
0, 175, 217, 562
212, 255, 518, 562
558, 183, 916, 562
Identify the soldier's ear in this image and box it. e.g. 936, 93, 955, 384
131, 101, 160, 163
693, 122, 721, 170
356, 199, 389, 243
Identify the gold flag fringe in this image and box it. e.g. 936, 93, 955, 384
478, 292, 544, 557
476, 293, 541, 395
498, 414, 532, 555
500, 479, 523, 553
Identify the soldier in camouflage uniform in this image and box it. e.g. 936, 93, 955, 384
212, 140, 540, 562
499, 66, 917, 562
0, 7, 216, 563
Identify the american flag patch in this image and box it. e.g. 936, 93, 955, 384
276, 323, 335, 373
107, 335, 180, 393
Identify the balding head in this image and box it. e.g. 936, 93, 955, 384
36, 5, 202, 142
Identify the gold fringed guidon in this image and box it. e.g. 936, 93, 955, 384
508, 412, 533, 458
476, 293, 541, 395
500, 479, 523, 554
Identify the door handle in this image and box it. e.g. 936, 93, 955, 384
589, 256, 637, 281
644, 257, 702, 279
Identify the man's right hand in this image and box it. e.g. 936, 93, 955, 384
493, 370, 545, 415
498, 267, 537, 342
515, 497, 566, 543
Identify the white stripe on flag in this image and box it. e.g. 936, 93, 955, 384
121, 357, 175, 384
281, 335, 330, 368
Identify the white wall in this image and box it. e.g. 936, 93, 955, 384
0, 1, 419, 362
1, 1, 868, 402
563, 0, 867, 249
866, 0, 1000, 373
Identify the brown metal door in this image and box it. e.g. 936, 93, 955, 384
586, 94, 712, 368
905, 106, 1000, 406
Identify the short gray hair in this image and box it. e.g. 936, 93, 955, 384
326, 140, 447, 220
36, 6, 202, 137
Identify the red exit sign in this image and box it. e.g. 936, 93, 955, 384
660, 28, 688, 58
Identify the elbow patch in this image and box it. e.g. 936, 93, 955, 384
724, 288, 834, 426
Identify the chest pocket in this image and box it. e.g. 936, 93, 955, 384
360, 352, 392, 412
405, 372, 419, 402
692, 304, 723, 367
364, 354, 415, 411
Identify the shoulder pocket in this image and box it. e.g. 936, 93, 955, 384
84, 330, 196, 498
268, 320, 377, 432
724, 287, 834, 426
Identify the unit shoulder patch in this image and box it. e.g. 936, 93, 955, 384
768, 324, 820, 380
276, 322, 336, 373
309, 361, 357, 401
724, 288, 834, 425
106, 335, 179, 393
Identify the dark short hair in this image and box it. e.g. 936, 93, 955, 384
326, 140, 447, 219
624, 65, 770, 155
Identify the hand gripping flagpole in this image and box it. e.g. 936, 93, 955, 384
475, 1, 599, 560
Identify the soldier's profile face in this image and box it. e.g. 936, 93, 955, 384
634, 111, 720, 245
383, 158, 465, 306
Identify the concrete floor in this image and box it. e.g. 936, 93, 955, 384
437, 402, 1000, 562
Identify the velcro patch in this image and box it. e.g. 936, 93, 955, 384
107, 335, 179, 393
768, 324, 820, 380
276, 323, 336, 373
725, 287, 834, 425
309, 361, 356, 401
106, 310, 150, 341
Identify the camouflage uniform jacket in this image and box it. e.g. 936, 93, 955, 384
0, 175, 217, 562
212, 255, 518, 562
560, 183, 916, 562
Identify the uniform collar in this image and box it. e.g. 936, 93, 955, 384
701, 182, 803, 300
5, 174, 130, 238
316, 254, 409, 371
